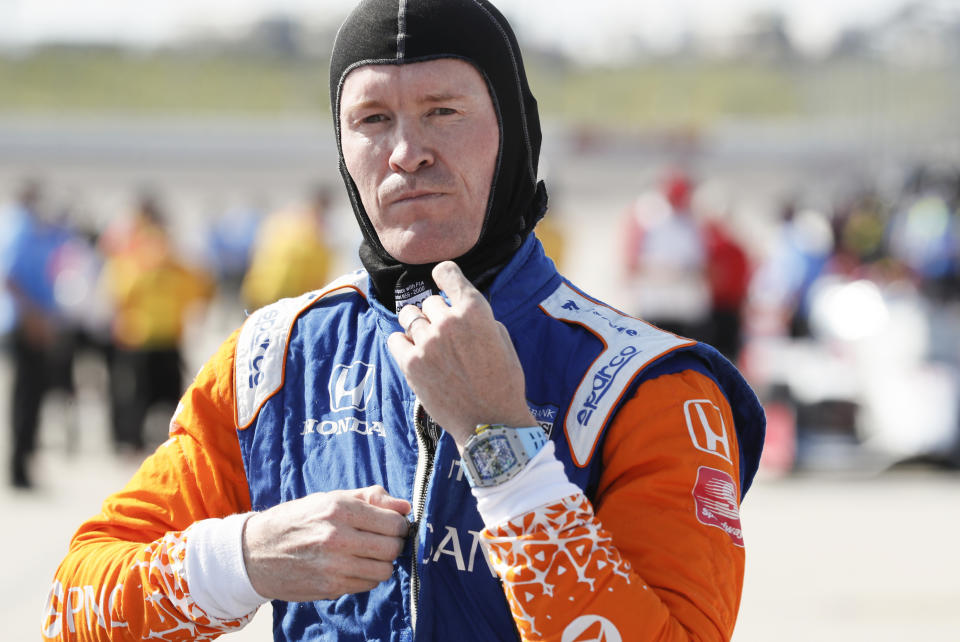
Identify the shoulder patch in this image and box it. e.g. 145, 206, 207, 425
684, 399, 733, 463
692, 466, 743, 546
235, 271, 367, 428
539, 282, 695, 466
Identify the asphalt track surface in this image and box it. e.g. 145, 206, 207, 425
2, 116, 959, 640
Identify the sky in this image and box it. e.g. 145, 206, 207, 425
0, 0, 928, 57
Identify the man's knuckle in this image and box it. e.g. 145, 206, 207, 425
460, 294, 486, 315
321, 499, 352, 523
430, 314, 451, 333
314, 524, 339, 547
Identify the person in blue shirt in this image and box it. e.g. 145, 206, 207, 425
3, 179, 74, 488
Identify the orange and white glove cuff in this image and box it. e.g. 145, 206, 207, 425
184, 512, 269, 621
472, 441, 581, 527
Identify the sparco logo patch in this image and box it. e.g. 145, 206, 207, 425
247, 308, 280, 389
329, 361, 375, 411
539, 282, 692, 466
692, 466, 743, 547
683, 399, 731, 462
576, 346, 640, 427
561, 614, 622, 642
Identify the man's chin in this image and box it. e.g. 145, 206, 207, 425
382, 231, 478, 266
391, 251, 458, 266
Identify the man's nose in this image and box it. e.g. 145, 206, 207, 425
388, 122, 434, 174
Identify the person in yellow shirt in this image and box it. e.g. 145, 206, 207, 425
100, 193, 213, 452
241, 186, 336, 310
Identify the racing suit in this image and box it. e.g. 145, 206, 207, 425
44, 234, 765, 641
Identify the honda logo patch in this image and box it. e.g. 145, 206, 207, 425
329, 361, 375, 412
683, 399, 731, 462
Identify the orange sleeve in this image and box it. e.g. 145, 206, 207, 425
484, 369, 745, 641
42, 330, 254, 641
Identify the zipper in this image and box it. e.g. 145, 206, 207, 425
409, 399, 438, 632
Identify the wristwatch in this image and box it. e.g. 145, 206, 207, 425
461, 424, 548, 488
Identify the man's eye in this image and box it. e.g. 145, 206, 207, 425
429, 107, 457, 116
361, 114, 388, 124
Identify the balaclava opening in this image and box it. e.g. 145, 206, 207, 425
330, 0, 548, 311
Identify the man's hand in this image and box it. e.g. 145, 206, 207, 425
387, 261, 537, 448
242, 485, 411, 602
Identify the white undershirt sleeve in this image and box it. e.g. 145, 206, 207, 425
184, 512, 269, 621
471, 440, 582, 527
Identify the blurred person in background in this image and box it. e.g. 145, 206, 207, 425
1, 179, 77, 488
701, 212, 752, 363
830, 188, 890, 279
43, 2, 764, 640
99, 191, 214, 453
205, 197, 265, 298
241, 184, 335, 310
51, 217, 113, 367
887, 164, 960, 302
621, 168, 711, 339
750, 199, 835, 340
534, 204, 567, 271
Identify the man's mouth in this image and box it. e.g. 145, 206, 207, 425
389, 190, 445, 205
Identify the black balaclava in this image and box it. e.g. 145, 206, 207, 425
330, 0, 548, 311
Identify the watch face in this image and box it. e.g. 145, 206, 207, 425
470, 434, 518, 481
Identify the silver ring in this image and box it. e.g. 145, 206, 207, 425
404, 314, 430, 335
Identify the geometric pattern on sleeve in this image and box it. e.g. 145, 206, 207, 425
483, 493, 632, 640
133, 531, 253, 640
41, 531, 255, 641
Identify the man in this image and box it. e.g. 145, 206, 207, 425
241, 185, 335, 310
620, 169, 711, 341
3, 180, 75, 488
99, 192, 214, 452
44, 1, 765, 640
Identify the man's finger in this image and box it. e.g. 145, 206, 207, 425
358, 508, 410, 538
343, 558, 397, 584
337, 577, 382, 596
432, 261, 477, 304
349, 529, 408, 562
397, 304, 423, 331
420, 294, 450, 321
386, 330, 413, 361
343, 489, 411, 538
397, 304, 431, 338
362, 485, 412, 516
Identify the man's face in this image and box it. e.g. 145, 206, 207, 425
339, 58, 500, 265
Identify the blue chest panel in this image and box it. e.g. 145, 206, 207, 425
235, 284, 533, 640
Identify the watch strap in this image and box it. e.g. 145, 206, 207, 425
512, 425, 549, 459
